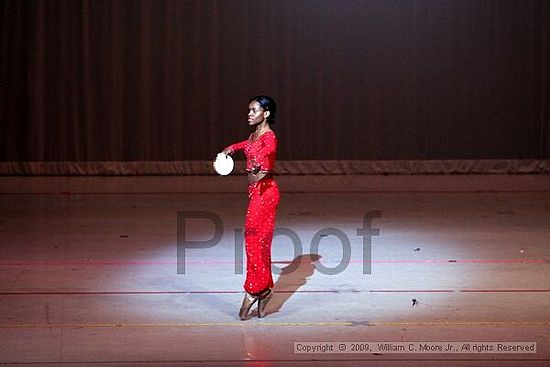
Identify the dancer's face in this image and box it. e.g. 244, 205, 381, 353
247, 101, 269, 126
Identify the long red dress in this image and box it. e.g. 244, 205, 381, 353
226, 131, 280, 294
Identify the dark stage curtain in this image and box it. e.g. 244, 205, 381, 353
1, 0, 549, 166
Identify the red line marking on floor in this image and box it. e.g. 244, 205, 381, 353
2, 289, 550, 296
0, 258, 546, 266
0, 290, 339, 296
369, 289, 454, 293
450, 259, 548, 263
460, 289, 550, 293
1, 190, 550, 196
369, 259, 548, 264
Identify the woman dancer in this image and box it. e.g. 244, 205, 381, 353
221, 95, 280, 320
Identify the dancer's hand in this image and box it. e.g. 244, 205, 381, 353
222, 148, 233, 156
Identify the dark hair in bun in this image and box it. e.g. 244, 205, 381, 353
250, 95, 277, 125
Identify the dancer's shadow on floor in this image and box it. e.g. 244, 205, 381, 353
266, 254, 321, 316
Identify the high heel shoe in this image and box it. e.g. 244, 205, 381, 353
257, 288, 273, 318
239, 292, 258, 320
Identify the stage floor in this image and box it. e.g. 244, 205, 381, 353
1, 175, 549, 366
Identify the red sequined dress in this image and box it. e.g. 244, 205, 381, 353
226, 131, 280, 294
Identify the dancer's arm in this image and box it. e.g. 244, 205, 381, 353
247, 132, 277, 184
222, 139, 248, 155
254, 132, 277, 170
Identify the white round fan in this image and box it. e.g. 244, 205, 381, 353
213, 153, 234, 176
